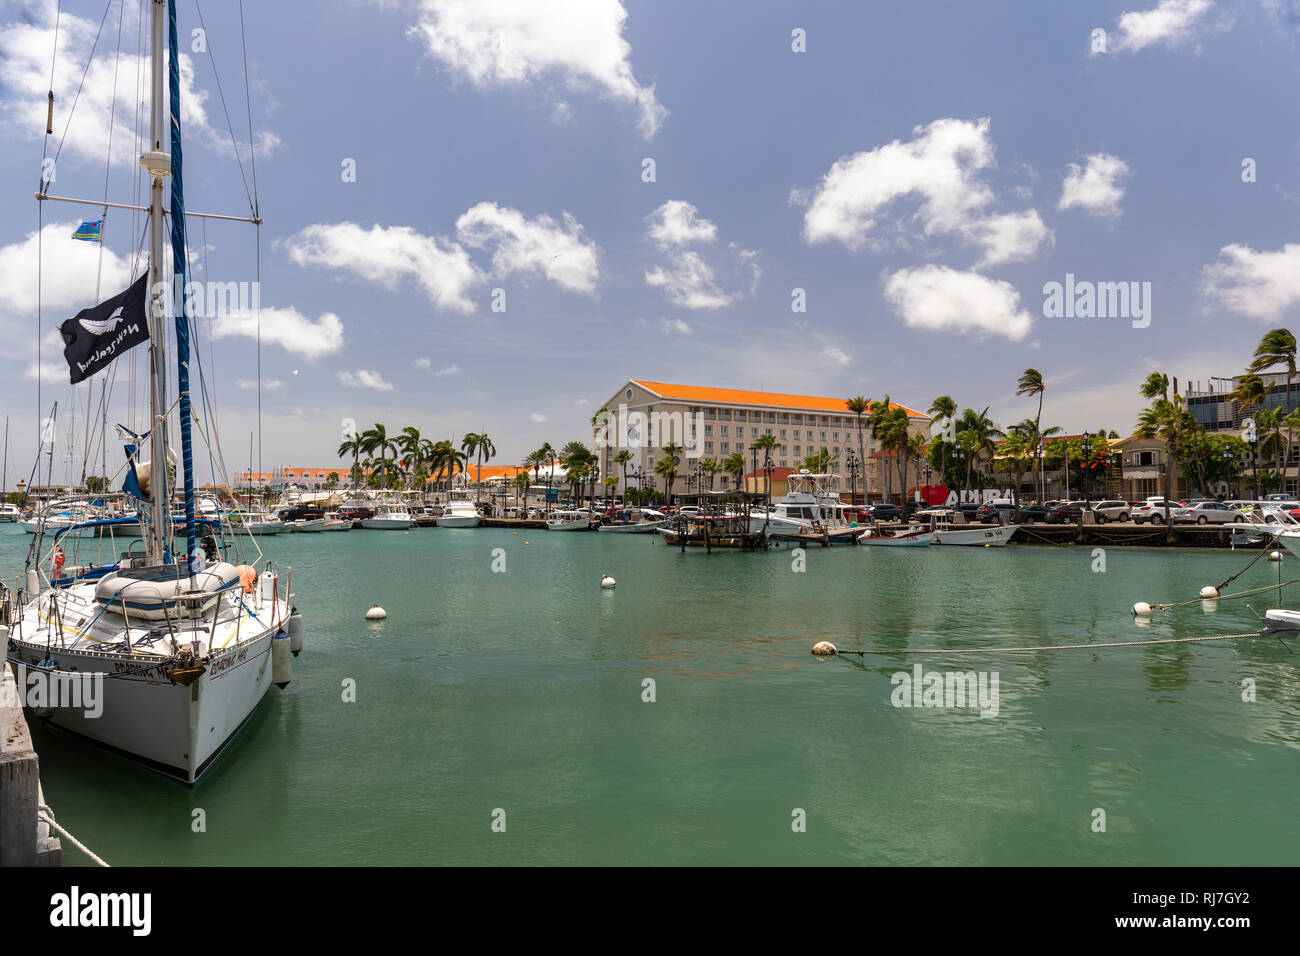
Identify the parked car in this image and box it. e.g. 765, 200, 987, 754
1017, 503, 1051, 522
1132, 499, 1176, 524
278, 504, 326, 521
1172, 501, 1245, 524
336, 505, 374, 521
1089, 499, 1132, 523
1045, 500, 1091, 524
975, 501, 1020, 524
864, 503, 902, 522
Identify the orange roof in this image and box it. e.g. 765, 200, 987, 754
631, 381, 925, 418
463, 463, 529, 481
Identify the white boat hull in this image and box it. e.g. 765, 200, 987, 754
435, 515, 480, 528
858, 530, 936, 547
363, 517, 414, 530
932, 524, 1017, 546
598, 520, 668, 533
547, 518, 590, 531
7, 629, 274, 783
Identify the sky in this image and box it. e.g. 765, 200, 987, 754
1, 0, 1299, 485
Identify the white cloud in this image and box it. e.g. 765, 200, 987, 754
573, 397, 591, 406
798, 117, 1051, 266
0, 2, 278, 168
647, 200, 718, 247
1200, 243, 1300, 320
455, 202, 600, 294
643, 200, 760, 309
435, 363, 461, 376
284, 222, 482, 314
0, 222, 134, 321
213, 307, 344, 358
1113, 0, 1214, 53
967, 210, 1054, 268
882, 265, 1033, 340
407, 0, 666, 137
338, 369, 395, 391
528, 412, 550, 423
823, 345, 851, 366
550, 100, 576, 125
237, 379, 285, 391
660, 317, 692, 334
413, 357, 432, 369
1059, 154, 1132, 218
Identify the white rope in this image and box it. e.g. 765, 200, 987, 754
38, 804, 110, 867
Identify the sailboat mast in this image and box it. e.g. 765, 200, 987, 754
143, 0, 170, 565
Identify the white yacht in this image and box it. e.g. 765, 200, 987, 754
598, 507, 669, 533
748, 472, 860, 542
7, 0, 303, 784
436, 491, 481, 528
362, 503, 414, 530
0, 503, 20, 523
547, 510, 592, 531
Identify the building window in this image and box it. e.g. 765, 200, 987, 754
721, 442, 729, 453
833, 433, 840, 443
821, 432, 827, 442
721, 426, 728, 437
780, 429, 787, 439
795, 445, 801, 456
705, 424, 713, 436
626, 388, 633, 400
705, 441, 714, 454
806, 430, 813, 441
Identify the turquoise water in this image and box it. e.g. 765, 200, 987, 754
5, 525, 1298, 865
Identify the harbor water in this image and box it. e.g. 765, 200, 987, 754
4, 525, 1298, 865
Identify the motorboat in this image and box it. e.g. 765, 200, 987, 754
931, 524, 1017, 546
547, 510, 592, 531
435, 491, 481, 528
597, 507, 669, 533
362, 504, 414, 530
858, 527, 936, 547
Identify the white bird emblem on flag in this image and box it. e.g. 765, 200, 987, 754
80, 304, 125, 336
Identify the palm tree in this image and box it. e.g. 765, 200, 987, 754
461, 432, 496, 505
869, 395, 895, 500
657, 442, 684, 504
1249, 329, 1298, 488
1137, 372, 1196, 525
560, 441, 594, 501
514, 472, 531, 512
397, 426, 423, 486
955, 407, 1002, 497
614, 449, 633, 498
927, 395, 957, 497
360, 423, 399, 490
753, 433, 781, 502
904, 429, 926, 503
337, 433, 364, 489
1231, 373, 1268, 498
1000, 428, 1035, 504
846, 396, 870, 505
699, 457, 720, 491
428, 440, 466, 494
723, 451, 746, 491
1015, 369, 1046, 499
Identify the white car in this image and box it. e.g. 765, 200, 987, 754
1089, 499, 1131, 523
1132, 499, 1177, 524
1172, 501, 1246, 525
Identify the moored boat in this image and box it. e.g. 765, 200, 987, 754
858, 527, 936, 547
931, 524, 1016, 546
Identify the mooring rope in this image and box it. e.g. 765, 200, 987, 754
38, 804, 110, 867
831, 632, 1259, 655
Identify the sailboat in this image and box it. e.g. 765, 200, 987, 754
2, 0, 303, 784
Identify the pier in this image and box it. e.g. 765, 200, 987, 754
0, 667, 61, 866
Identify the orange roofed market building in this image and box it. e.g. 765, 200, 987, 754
592, 380, 930, 497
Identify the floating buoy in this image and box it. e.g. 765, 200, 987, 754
811, 641, 838, 656
365, 604, 387, 621
272, 630, 293, 689
1199, 586, 1220, 599
601, 574, 616, 589
288, 607, 304, 656
1132, 602, 1153, 617
1269, 550, 1284, 561
513, 531, 518, 535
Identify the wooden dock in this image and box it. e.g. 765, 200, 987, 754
0, 667, 62, 866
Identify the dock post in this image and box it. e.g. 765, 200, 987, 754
1, 664, 60, 866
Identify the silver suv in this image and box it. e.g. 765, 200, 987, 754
1090, 499, 1131, 523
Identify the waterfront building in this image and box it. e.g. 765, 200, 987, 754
592, 380, 929, 499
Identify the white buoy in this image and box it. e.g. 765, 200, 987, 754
1269, 550, 1284, 562
288, 608, 304, 656
365, 604, 387, 621
271, 630, 293, 689
811, 641, 838, 656
1132, 602, 1153, 616
601, 574, 616, 589
1199, 586, 1220, 599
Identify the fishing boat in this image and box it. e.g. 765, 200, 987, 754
547, 509, 592, 531
322, 514, 352, 531
597, 507, 669, 533
0, 504, 20, 523
362, 503, 414, 530
5, 0, 303, 784
857, 527, 936, 547
748, 471, 860, 541
435, 490, 481, 528
931, 524, 1017, 546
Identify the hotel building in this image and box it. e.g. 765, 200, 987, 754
592, 380, 930, 496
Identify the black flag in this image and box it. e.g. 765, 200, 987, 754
60, 272, 150, 384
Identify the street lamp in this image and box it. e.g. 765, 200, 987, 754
845, 448, 860, 507
923, 463, 933, 504
763, 452, 774, 507
1080, 433, 1093, 500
